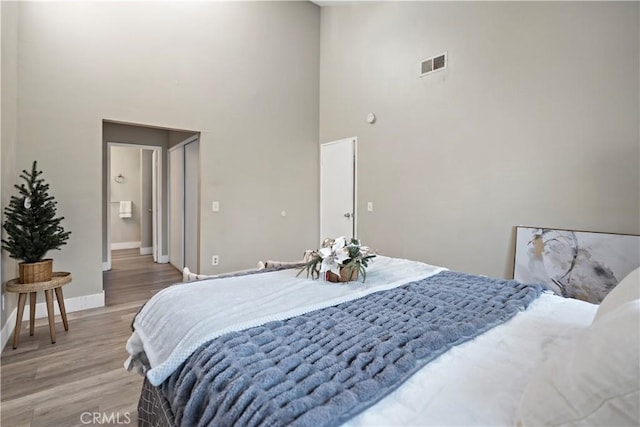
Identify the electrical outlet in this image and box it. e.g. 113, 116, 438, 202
367, 202, 373, 212
212, 255, 219, 266
212, 201, 220, 212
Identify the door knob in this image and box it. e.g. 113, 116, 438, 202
344, 213, 351, 218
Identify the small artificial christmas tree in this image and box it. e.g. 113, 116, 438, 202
2, 161, 71, 265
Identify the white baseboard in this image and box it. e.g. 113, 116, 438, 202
102, 261, 111, 271
158, 255, 169, 264
1, 307, 18, 351
31, 291, 105, 319
139, 247, 153, 255
0, 291, 105, 351
111, 241, 141, 250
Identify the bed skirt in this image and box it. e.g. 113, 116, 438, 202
138, 378, 175, 427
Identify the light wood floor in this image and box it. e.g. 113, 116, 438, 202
1, 249, 182, 427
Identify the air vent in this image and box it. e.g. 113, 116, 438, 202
420, 52, 447, 77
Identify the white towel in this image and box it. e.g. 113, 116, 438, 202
119, 201, 132, 218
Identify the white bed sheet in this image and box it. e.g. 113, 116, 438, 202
345, 292, 597, 427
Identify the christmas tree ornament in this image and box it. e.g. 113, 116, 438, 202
2, 161, 71, 283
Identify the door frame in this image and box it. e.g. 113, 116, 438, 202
169, 134, 198, 151
168, 144, 185, 271
319, 137, 358, 242
106, 142, 164, 270
167, 134, 199, 272
182, 139, 200, 273
152, 150, 159, 262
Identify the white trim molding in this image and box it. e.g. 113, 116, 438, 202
1, 292, 105, 351
1, 307, 18, 351
30, 291, 105, 319
139, 247, 153, 255
158, 255, 170, 264
102, 261, 111, 271
111, 241, 141, 250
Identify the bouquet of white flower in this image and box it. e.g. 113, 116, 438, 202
298, 237, 376, 283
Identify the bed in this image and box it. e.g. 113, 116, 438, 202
126, 256, 640, 427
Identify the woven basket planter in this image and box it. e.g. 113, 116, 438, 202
19, 259, 53, 284
326, 266, 359, 283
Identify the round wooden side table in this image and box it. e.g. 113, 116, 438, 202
6, 272, 72, 349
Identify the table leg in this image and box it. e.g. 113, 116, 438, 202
12, 293, 27, 349
44, 289, 56, 344
54, 287, 69, 331
29, 292, 37, 336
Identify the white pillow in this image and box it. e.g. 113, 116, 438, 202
516, 299, 640, 427
594, 267, 640, 323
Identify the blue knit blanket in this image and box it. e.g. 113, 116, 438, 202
161, 271, 542, 427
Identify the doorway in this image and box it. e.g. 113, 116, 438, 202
106, 143, 163, 270
320, 137, 357, 240
102, 121, 200, 306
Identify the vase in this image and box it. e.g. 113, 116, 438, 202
326, 266, 359, 283
19, 259, 53, 284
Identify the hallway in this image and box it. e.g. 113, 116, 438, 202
104, 248, 182, 306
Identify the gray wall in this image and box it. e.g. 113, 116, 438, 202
319, 2, 640, 278
1, 0, 19, 329
14, 2, 320, 307
168, 130, 198, 149
102, 121, 170, 262
109, 146, 141, 245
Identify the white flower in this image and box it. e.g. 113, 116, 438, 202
300, 236, 376, 283
318, 237, 350, 276
333, 236, 347, 250
319, 256, 341, 276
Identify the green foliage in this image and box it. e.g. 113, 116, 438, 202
297, 250, 322, 280
344, 238, 375, 282
1, 161, 71, 263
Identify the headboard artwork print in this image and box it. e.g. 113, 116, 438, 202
513, 226, 640, 304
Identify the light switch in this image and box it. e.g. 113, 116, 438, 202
212, 201, 220, 212
367, 202, 373, 212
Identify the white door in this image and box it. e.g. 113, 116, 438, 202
183, 140, 199, 272
169, 147, 184, 270
320, 138, 356, 241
